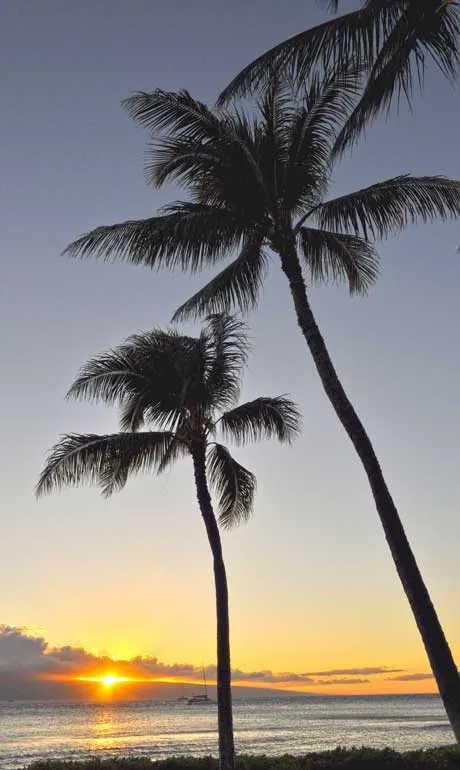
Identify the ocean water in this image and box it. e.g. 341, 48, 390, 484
0, 695, 453, 770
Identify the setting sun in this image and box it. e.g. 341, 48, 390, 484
101, 675, 127, 687
73, 674, 130, 687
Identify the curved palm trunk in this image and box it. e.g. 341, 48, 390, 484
191, 442, 235, 770
279, 240, 460, 743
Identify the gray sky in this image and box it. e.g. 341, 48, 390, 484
1, 0, 459, 683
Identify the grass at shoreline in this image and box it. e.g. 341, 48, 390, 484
25, 747, 460, 770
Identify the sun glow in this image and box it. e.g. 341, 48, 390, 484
101, 675, 127, 687
74, 674, 130, 687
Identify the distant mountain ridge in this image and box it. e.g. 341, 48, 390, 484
0, 674, 305, 701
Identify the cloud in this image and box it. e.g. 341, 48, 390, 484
0, 625, 48, 668
0, 627, 318, 688
302, 667, 404, 677
216, 668, 315, 684
0, 625, 175, 679
0, 625, 415, 699
385, 673, 434, 682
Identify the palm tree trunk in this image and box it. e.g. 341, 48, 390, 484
191, 441, 235, 770
279, 240, 460, 743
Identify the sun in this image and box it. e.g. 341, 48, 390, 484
74, 674, 130, 687
101, 674, 128, 687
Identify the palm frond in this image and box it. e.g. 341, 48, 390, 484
67, 347, 151, 404
68, 330, 206, 432
284, 68, 364, 208
206, 443, 256, 529
203, 314, 249, 412
332, 31, 416, 156
195, 113, 275, 221
118, 392, 151, 433
123, 89, 223, 141
157, 434, 190, 474
63, 205, 244, 272
36, 432, 176, 498
218, 396, 301, 446
123, 88, 274, 222
217, 8, 377, 105
172, 241, 268, 322
117, 391, 183, 433
146, 136, 223, 189
333, 3, 460, 155
120, 330, 208, 428
299, 226, 379, 293
146, 133, 264, 213
254, 79, 295, 202
320, 0, 340, 11
317, 175, 460, 240
218, 1, 460, 155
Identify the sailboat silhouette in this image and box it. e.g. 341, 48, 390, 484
176, 683, 188, 702
187, 664, 215, 705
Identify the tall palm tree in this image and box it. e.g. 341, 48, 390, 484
218, 0, 460, 155
63, 83, 460, 739
36, 314, 300, 770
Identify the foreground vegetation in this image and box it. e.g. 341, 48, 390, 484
26, 747, 460, 770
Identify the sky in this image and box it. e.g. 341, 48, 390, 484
1, 0, 459, 699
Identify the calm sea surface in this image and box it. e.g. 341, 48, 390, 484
0, 695, 452, 770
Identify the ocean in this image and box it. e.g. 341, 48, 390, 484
0, 695, 452, 770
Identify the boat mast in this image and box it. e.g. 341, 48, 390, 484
202, 664, 207, 697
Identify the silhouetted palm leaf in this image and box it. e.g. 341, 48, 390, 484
64, 206, 244, 272
218, 1, 460, 153
299, 227, 379, 293
333, 2, 460, 154
36, 431, 177, 498
68, 330, 204, 432
318, 175, 460, 239
217, 9, 376, 105
283, 69, 363, 209
157, 433, 190, 474
172, 241, 268, 321
320, 0, 340, 11
67, 330, 177, 403
207, 443, 256, 529
203, 314, 248, 412
123, 89, 223, 141
219, 397, 301, 446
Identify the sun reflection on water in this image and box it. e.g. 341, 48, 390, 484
90, 705, 118, 750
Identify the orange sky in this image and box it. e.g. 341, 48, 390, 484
4, 542, 459, 699
47, 669, 438, 698
6, 513, 457, 701
2, 622, 445, 699
37, 670, 438, 698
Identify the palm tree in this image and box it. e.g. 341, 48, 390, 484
218, 0, 460, 155
63, 83, 460, 739
36, 314, 300, 770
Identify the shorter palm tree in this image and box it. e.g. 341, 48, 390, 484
36, 313, 300, 770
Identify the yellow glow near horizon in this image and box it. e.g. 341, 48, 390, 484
65, 671, 438, 696
102, 675, 127, 687
75, 674, 130, 687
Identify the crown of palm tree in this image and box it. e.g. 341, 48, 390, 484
37, 315, 300, 529
64, 80, 460, 321
218, 0, 460, 154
